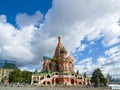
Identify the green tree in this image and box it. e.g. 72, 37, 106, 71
91, 68, 107, 86
34, 69, 39, 74
9, 69, 22, 83
76, 70, 79, 75
84, 72, 87, 77
21, 70, 32, 83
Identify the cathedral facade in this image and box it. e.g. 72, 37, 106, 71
31, 36, 91, 86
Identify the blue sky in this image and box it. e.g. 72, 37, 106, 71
0, 0, 120, 78
0, 0, 52, 25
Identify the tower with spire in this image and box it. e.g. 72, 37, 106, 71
55, 35, 62, 59
50, 35, 74, 73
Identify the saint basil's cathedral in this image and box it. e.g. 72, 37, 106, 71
31, 36, 91, 86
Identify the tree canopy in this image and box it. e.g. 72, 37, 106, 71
76, 70, 79, 75
91, 68, 107, 86
9, 69, 22, 83
9, 69, 32, 83
84, 72, 87, 77
21, 70, 32, 83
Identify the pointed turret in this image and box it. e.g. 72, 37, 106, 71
54, 35, 63, 59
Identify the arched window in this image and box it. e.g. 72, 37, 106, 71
55, 73, 58, 75
43, 81, 45, 85
40, 76, 44, 80
79, 82, 82, 85
47, 75, 50, 78
47, 82, 50, 85
37, 77, 39, 80
71, 79, 74, 85
33, 77, 36, 81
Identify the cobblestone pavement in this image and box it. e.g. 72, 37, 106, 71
0, 86, 110, 90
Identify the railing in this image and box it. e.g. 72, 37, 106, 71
108, 84, 120, 90
111, 86, 120, 90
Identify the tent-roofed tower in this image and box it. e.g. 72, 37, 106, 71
51, 35, 63, 72
51, 35, 74, 73
54, 35, 63, 60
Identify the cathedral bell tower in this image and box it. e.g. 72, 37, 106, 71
55, 35, 63, 60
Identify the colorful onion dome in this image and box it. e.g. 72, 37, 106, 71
58, 34, 61, 39
68, 54, 74, 61
60, 47, 67, 53
43, 54, 51, 60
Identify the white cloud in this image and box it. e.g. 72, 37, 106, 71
101, 50, 120, 77
0, 21, 35, 66
97, 57, 106, 65
0, 15, 7, 23
77, 44, 86, 52
75, 45, 120, 77
16, 11, 43, 28
105, 46, 120, 56
100, 16, 120, 47
42, 0, 120, 53
87, 28, 103, 41
77, 57, 92, 65
19, 64, 41, 72
75, 57, 95, 75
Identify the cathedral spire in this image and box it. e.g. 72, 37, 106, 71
57, 34, 62, 47
54, 35, 63, 58
58, 34, 61, 42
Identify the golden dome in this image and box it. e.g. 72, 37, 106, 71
58, 34, 61, 39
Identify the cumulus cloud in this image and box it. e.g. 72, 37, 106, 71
0, 15, 7, 23
16, 11, 43, 28
97, 57, 106, 65
41, 0, 120, 53
0, 19, 35, 66
0, 13, 57, 67
100, 16, 120, 47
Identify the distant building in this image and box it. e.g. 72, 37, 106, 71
0, 60, 17, 69
106, 73, 112, 83
0, 60, 17, 83
31, 36, 91, 86
0, 68, 14, 83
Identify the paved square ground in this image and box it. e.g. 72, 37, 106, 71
0, 86, 110, 90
